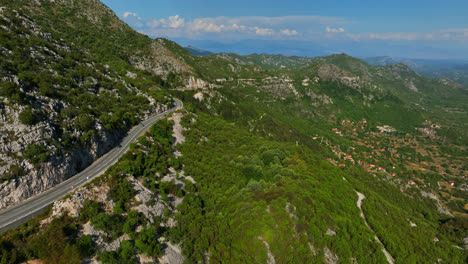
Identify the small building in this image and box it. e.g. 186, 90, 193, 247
408, 180, 416, 185
449, 181, 455, 186
370, 164, 375, 168
339, 163, 346, 167
391, 173, 396, 176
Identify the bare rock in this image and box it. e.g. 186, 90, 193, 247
324, 247, 339, 264
158, 242, 184, 264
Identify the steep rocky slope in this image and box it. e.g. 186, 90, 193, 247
0, 1, 173, 208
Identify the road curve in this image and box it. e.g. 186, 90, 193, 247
0, 99, 183, 234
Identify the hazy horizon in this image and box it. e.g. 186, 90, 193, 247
102, 0, 468, 60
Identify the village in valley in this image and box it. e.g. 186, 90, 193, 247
315, 118, 468, 217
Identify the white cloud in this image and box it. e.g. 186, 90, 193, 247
123, 12, 137, 19
166, 15, 185, 29
185, 18, 277, 37
146, 15, 185, 29
326, 27, 345, 33
121, 13, 468, 45
253, 26, 274, 36
280, 29, 299, 36
122, 12, 143, 28
128, 15, 349, 39
189, 19, 223, 33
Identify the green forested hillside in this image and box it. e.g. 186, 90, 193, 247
0, 0, 467, 263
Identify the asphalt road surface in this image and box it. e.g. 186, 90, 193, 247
0, 98, 183, 234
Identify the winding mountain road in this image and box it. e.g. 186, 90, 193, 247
0, 99, 183, 234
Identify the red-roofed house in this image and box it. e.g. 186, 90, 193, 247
339, 163, 346, 167
449, 181, 455, 186
408, 180, 416, 185
370, 164, 375, 168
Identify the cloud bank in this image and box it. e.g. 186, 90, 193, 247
122, 13, 349, 40
122, 13, 468, 43
120, 12, 468, 58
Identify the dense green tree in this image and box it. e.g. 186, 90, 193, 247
18, 107, 35, 125
23, 143, 49, 164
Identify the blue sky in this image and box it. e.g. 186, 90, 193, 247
102, 0, 468, 59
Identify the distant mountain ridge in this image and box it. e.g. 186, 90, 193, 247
184, 45, 213, 56
364, 56, 468, 86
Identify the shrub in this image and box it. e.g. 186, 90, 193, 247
90, 213, 122, 234
100, 251, 119, 264
122, 210, 140, 234
24, 143, 49, 164
76, 235, 94, 257
79, 199, 101, 222
1, 165, 25, 182
0, 81, 20, 97
118, 240, 137, 262
77, 113, 94, 131
19, 106, 36, 125
135, 226, 162, 257
108, 175, 135, 211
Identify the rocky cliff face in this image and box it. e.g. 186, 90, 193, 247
130, 40, 194, 78
0, 4, 171, 209
0, 103, 168, 209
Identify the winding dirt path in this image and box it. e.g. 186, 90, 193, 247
356, 191, 395, 264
